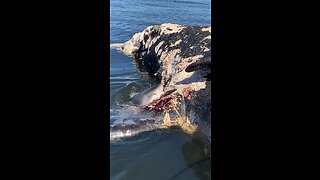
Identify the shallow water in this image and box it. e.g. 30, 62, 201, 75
110, 0, 211, 179
111, 129, 211, 180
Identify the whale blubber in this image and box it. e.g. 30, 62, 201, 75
160, 112, 197, 134
159, 112, 172, 128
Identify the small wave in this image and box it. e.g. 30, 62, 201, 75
110, 108, 162, 141
110, 128, 155, 142
172, 0, 208, 5
110, 130, 140, 141
110, 119, 161, 141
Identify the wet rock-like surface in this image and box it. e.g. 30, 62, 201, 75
111, 23, 211, 142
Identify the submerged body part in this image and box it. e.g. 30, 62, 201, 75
131, 83, 164, 107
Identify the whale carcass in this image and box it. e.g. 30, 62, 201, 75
111, 23, 212, 142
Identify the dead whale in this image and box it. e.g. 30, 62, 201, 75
110, 23, 212, 142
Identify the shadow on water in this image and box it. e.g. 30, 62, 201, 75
110, 126, 212, 180
168, 134, 211, 180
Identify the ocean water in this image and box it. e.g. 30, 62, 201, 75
110, 0, 211, 179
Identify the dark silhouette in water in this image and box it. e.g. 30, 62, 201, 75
168, 157, 211, 180
168, 136, 211, 180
